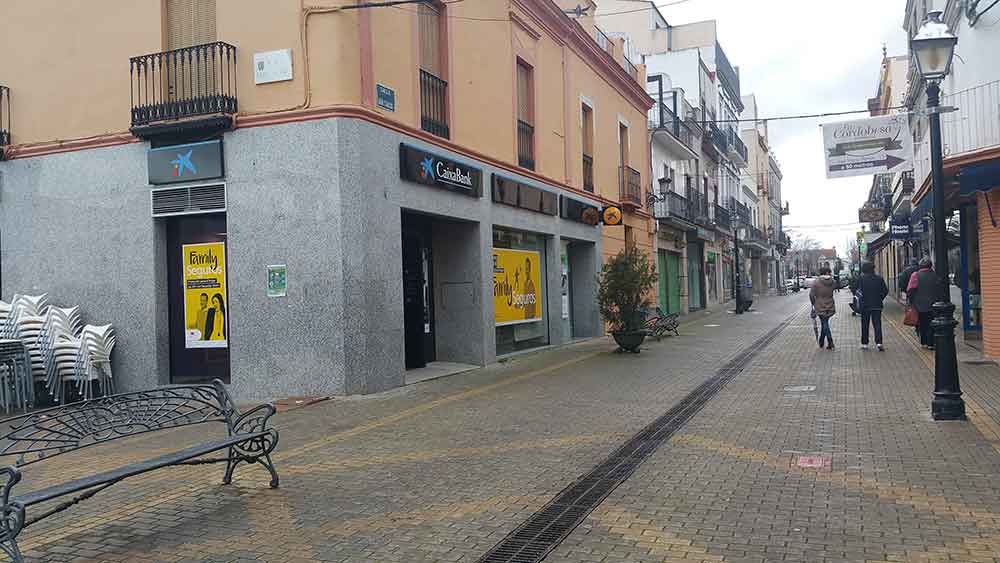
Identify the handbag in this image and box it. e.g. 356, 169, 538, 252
904, 306, 919, 327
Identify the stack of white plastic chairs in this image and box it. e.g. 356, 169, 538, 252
51, 324, 116, 403
9, 295, 49, 385
39, 306, 83, 392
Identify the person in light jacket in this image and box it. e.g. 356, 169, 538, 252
907, 257, 940, 349
856, 261, 889, 351
810, 266, 837, 350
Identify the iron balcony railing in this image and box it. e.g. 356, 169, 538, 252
730, 130, 748, 163
594, 25, 614, 57
582, 153, 594, 192
729, 197, 751, 226
913, 79, 1000, 191
686, 189, 710, 226
420, 69, 449, 139
715, 42, 741, 100
648, 102, 694, 150
900, 169, 915, 193
130, 41, 237, 127
711, 125, 728, 154
518, 120, 535, 170
622, 54, 640, 82
713, 204, 731, 231
653, 189, 691, 223
0, 85, 9, 149
620, 166, 642, 207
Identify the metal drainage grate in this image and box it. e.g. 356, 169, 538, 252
477, 310, 801, 563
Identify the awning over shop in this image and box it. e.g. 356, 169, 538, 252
867, 231, 891, 257
958, 158, 1000, 196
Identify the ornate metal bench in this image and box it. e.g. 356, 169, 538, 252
0, 379, 278, 562
643, 307, 680, 339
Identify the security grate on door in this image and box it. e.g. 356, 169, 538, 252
151, 184, 226, 217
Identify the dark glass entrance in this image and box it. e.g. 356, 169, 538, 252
402, 213, 436, 369
167, 213, 230, 383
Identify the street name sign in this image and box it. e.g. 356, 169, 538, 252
822, 114, 913, 179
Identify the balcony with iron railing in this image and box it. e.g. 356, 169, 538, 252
582, 153, 594, 192
687, 189, 710, 227
729, 197, 751, 226
594, 25, 614, 57
727, 128, 748, 166
0, 85, 9, 155
653, 189, 692, 224
711, 125, 728, 154
129, 41, 237, 137
715, 42, 741, 101
518, 120, 535, 170
621, 53, 640, 83
713, 203, 731, 231
913, 79, 1000, 191
420, 69, 450, 139
620, 165, 642, 208
648, 102, 695, 154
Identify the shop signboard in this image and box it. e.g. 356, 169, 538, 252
858, 205, 885, 223
889, 218, 913, 240
399, 144, 483, 197
822, 114, 913, 179
492, 248, 543, 326
182, 242, 228, 349
148, 140, 225, 185
559, 196, 600, 226
492, 175, 557, 215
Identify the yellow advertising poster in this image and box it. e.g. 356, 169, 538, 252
182, 242, 228, 349
493, 248, 543, 326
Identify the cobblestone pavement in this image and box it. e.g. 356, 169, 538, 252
9, 292, 1000, 562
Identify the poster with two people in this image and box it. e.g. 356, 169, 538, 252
493, 248, 542, 326
183, 242, 228, 349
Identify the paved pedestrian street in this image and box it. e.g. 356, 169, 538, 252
12, 293, 1000, 563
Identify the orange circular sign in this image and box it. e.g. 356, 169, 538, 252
580, 207, 600, 226
601, 206, 623, 226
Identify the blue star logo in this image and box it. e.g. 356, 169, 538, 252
171, 149, 197, 177
420, 157, 434, 179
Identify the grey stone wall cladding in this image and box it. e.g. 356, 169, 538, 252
0, 117, 602, 401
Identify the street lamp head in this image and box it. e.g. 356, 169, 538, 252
911, 10, 957, 82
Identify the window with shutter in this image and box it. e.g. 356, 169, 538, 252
516, 61, 534, 169
419, 3, 443, 76
166, 0, 216, 50
165, 0, 217, 102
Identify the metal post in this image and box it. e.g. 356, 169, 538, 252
734, 227, 743, 314
926, 81, 965, 420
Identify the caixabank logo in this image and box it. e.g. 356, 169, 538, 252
171, 149, 197, 178
400, 144, 482, 197
147, 140, 224, 185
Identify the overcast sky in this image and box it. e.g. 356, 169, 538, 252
657, 0, 910, 253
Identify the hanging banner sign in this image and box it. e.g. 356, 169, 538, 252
183, 242, 228, 349
889, 219, 913, 240
822, 114, 913, 179
858, 205, 886, 223
492, 248, 543, 326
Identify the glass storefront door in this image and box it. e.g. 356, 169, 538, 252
494, 228, 549, 355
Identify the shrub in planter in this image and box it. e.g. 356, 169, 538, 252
597, 245, 658, 352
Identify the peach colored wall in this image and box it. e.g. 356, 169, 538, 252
0, 0, 163, 145
1, 0, 651, 211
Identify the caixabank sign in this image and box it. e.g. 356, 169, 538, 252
148, 139, 225, 185
399, 144, 483, 197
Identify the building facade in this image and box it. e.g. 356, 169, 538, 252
0, 0, 653, 399
902, 0, 1000, 355
595, 3, 754, 310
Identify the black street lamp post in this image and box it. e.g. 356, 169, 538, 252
911, 10, 965, 420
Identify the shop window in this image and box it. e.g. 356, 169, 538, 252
493, 228, 549, 355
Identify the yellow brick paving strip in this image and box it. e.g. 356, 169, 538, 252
586, 506, 725, 563
281, 432, 626, 476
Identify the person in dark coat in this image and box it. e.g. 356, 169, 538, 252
856, 261, 889, 351
907, 257, 940, 349
810, 266, 837, 350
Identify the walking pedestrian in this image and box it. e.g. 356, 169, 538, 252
906, 257, 939, 349
810, 266, 837, 350
856, 261, 889, 351
899, 258, 919, 296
